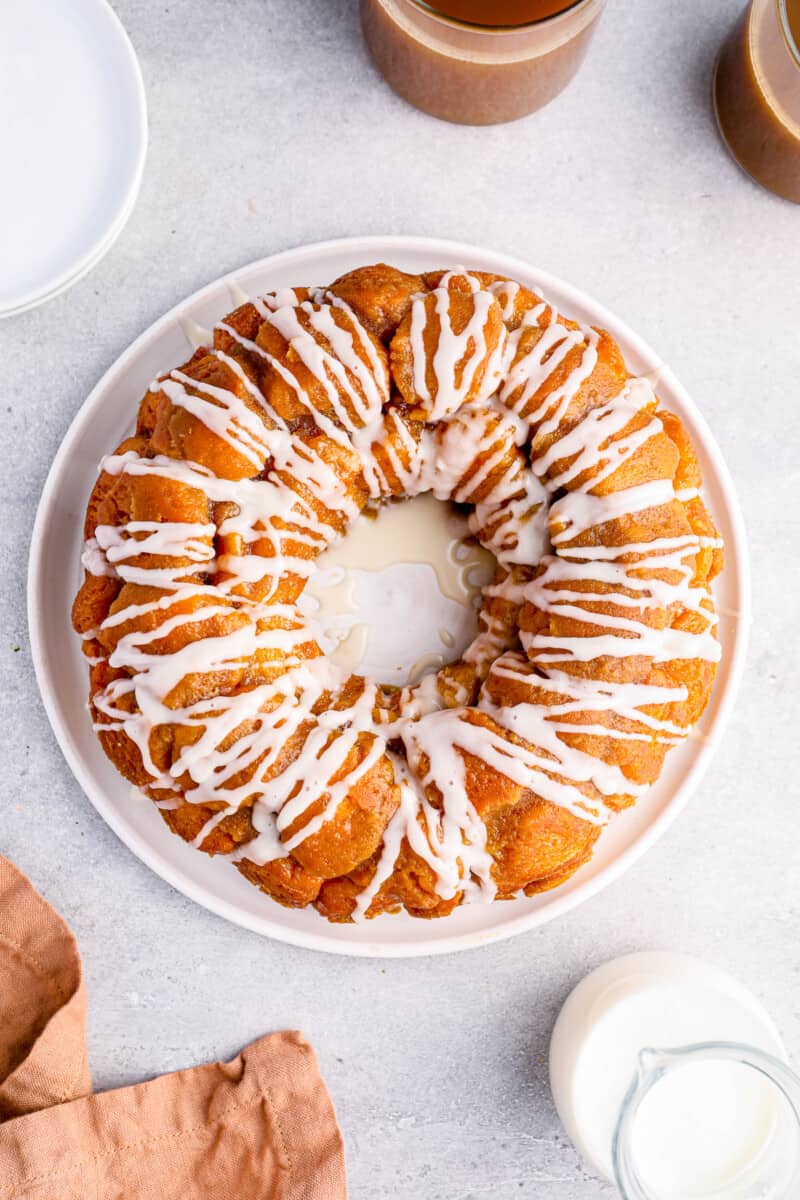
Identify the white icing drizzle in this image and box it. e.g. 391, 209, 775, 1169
227, 277, 249, 307
408, 651, 446, 683
156, 370, 272, 471
408, 283, 507, 421
76, 274, 722, 923
501, 302, 598, 429
522, 538, 720, 667
262, 299, 389, 430
330, 623, 370, 671
479, 654, 683, 812
179, 316, 214, 350
488, 279, 521, 321
531, 377, 661, 491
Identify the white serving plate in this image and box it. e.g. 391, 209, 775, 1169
0, 0, 147, 318
28, 236, 749, 957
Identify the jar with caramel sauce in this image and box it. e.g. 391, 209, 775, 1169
360, 0, 608, 126
714, 0, 800, 203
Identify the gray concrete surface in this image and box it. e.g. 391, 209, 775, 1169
2, 1, 799, 1196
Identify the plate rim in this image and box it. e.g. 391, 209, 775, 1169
0, 0, 148, 319
27, 234, 751, 958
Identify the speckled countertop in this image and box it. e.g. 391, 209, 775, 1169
2, 1, 799, 1196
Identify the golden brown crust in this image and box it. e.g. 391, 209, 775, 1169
390, 288, 507, 418
329, 263, 428, 342
73, 264, 723, 924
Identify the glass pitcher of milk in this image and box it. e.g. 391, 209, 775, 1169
550, 953, 800, 1199
613, 1041, 800, 1198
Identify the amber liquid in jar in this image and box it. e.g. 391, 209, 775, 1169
422, 1, 581, 22
714, 0, 800, 202
360, 0, 607, 126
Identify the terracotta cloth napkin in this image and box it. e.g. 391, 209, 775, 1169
0, 855, 347, 1198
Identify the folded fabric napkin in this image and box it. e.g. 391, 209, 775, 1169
0, 854, 347, 1198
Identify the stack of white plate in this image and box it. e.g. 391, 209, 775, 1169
0, 0, 147, 318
